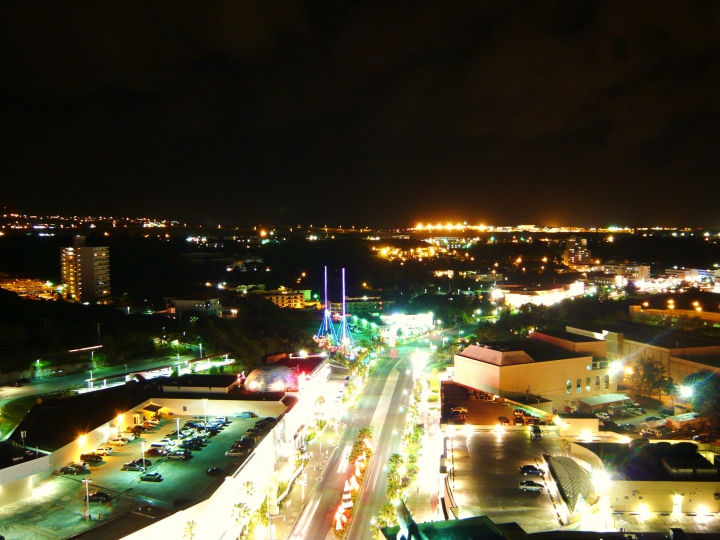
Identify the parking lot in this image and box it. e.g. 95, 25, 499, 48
448, 429, 565, 533
61, 415, 263, 508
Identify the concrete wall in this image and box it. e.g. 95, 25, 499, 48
139, 397, 287, 420
556, 417, 600, 437
454, 355, 500, 394
608, 479, 720, 513
454, 353, 618, 414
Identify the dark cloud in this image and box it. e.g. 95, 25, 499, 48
2, 1, 720, 227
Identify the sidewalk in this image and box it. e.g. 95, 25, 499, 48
403, 425, 444, 524
272, 422, 347, 540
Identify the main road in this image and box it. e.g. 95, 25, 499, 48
287, 344, 418, 540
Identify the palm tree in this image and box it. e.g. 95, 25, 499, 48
184, 520, 196, 540
358, 427, 373, 440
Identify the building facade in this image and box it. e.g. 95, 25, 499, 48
60, 237, 111, 303
563, 236, 591, 266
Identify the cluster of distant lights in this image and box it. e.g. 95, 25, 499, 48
412, 223, 639, 233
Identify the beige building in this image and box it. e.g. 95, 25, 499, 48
453, 331, 617, 413
251, 288, 306, 308
566, 321, 720, 385
60, 236, 111, 303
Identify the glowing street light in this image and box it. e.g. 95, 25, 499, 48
679, 385, 693, 399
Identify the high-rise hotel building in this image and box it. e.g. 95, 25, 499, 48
60, 236, 111, 303
563, 236, 592, 267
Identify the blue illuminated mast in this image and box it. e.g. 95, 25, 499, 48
338, 268, 355, 353
317, 266, 338, 345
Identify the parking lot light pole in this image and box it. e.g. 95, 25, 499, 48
82, 479, 92, 519
202, 399, 208, 425
141, 442, 146, 473
176, 418, 180, 443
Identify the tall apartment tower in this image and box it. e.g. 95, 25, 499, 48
60, 236, 111, 303
563, 236, 591, 266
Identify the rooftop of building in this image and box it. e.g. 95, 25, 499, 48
161, 374, 238, 388
569, 321, 720, 350
8, 380, 160, 453
577, 441, 717, 482
533, 329, 601, 343
458, 340, 588, 366
671, 353, 720, 368
8, 376, 293, 455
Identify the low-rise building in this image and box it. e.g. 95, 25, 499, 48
453, 334, 617, 414
165, 295, 221, 316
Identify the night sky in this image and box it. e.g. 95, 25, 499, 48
2, 2, 720, 228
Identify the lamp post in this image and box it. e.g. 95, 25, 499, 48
176, 418, 181, 443
89, 370, 93, 390
202, 399, 208, 426
82, 479, 92, 519
679, 385, 693, 412
141, 441, 146, 473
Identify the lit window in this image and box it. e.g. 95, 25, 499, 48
595, 376, 600, 391
577, 379, 582, 394
566, 380, 572, 395
604, 375, 610, 390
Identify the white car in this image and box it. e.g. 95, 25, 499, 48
144, 419, 159, 426
110, 438, 127, 446
640, 428, 662, 438
595, 412, 611, 421
96, 446, 113, 455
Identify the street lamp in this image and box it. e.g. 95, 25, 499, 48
89, 370, 93, 390
141, 441, 146, 473
202, 399, 208, 425
176, 418, 181, 444
82, 479, 92, 519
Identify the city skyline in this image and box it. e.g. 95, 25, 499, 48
2, 3, 720, 228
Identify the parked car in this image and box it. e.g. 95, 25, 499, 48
8, 382, 21, 387
519, 480, 544, 492
17, 378, 31, 384
513, 409, 525, 417
95, 447, 113, 456
144, 418, 160, 426
121, 462, 144, 471
167, 450, 192, 460
140, 472, 163, 482
519, 465, 544, 476
451, 407, 468, 415
692, 434, 713, 443
146, 447, 168, 456
132, 458, 152, 467
531, 426, 543, 440
80, 453, 103, 463
640, 428, 662, 438
206, 467, 224, 476
498, 416, 510, 426
618, 424, 638, 434
85, 491, 112, 502
239, 411, 258, 418
60, 465, 86, 475
595, 412, 611, 421
226, 448, 246, 457
110, 438, 127, 446
513, 417, 524, 426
